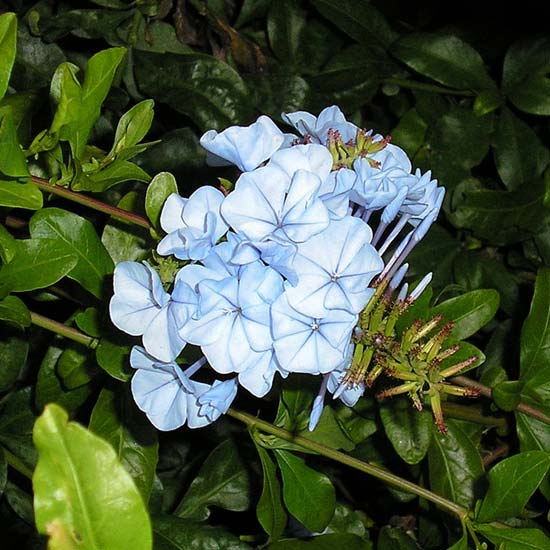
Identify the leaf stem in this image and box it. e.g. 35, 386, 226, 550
31, 176, 152, 230
382, 77, 476, 96
226, 408, 469, 521
30, 311, 99, 349
440, 402, 507, 429
452, 376, 550, 426
2, 448, 33, 480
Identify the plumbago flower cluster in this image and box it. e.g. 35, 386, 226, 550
110, 106, 459, 433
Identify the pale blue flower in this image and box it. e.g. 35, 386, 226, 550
285, 217, 384, 317
221, 164, 330, 244
110, 261, 197, 361
158, 187, 228, 261
282, 106, 359, 145
271, 293, 357, 375
268, 143, 333, 181
182, 263, 284, 376
200, 115, 285, 172
319, 168, 356, 219
197, 378, 239, 422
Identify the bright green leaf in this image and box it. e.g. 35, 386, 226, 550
0, 224, 17, 264
0, 295, 30, 328
431, 289, 499, 341
72, 159, 150, 192
380, 397, 432, 465
33, 403, 152, 549
428, 420, 483, 508
391, 33, 495, 90
493, 108, 549, 190
0, 13, 17, 101
0, 238, 78, 296
145, 172, 178, 229
274, 449, 336, 533
254, 442, 287, 540
177, 439, 251, 521
476, 524, 550, 549
477, 451, 550, 522
0, 114, 28, 179
109, 99, 154, 159
89, 388, 158, 503
503, 37, 550, 116
0, 180, 42, 210
30, 208, 114, 298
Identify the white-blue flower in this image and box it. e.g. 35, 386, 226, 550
285, 216, 384, 318
129, 347, 238, 431
200, 115, 285, 172
157, 186, 228, 261
110, 261, 197, 361
271, 293, 357, 375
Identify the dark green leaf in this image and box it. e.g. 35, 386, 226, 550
131, 20, 192, 55
30, 208, 114, 298
274, 449, 336, 532
503, 37, 550, 116
493, 108, 549, 190
477, 451, 550, 522
95, 339, 131, 381
33, 403, 152, 549
391, 108, 428, 158
520, 268, 550, 383
89, 388, 158, 503
254, 441, 287, 540
102, 194, 149, 264
431, 289, 499, 341
428, 420, 483, 508
0, 328, 27, 392
268, 534, 371, 549
56, 344, 95, 390
0, 295, 30, 328
299, 405, 356, 451
0, 238, 78, 295
310, 0, 398, 49
0, 224, 17, 264
267, 0, 306, 64
153, 515, 251, 550
334, 401, 377, 445
476, 525, 550, 549
0, 449, 6, 498
492, 380, 522, 412
35, 341, 93, 413
0, 13, 17, 101
377, 526, 418, 550
73, 159, 151, 192
380, 397, 432, 465
0, 114, 29, 179
134, 51, 252, 132
473, 89, 504, 116
177, 439, 251, 521
145, 172, 178, 229
75, 307, 101, 338
391, 33, 495, 90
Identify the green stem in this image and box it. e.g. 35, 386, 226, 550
440, 402, 507, 429
227, 408, 469, 521
30, 311, 99, 349
452, 376, 550, 426
3, 448, 33, 480
382, 77, 476, 97
31, 176, 152, 230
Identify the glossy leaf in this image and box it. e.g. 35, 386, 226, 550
520, 268, 550, 384
56, 344, 95, 390
134, 51, 252, 132
89, 388, 158, 503
476, 525, 550, 549
0, 295, 30, 328
267, 0, 306, 64
33, 403, 152, 550
73, 159, 150, 192
431, 289, 499, 341
0, 328, 27, 392
177, 439, 251, 521
95, 339, 131, 381
391, 33, 495, 90
493, 108, 549, 190
0, 114, 29, 179
0, 224, 17, 264
153, 515, 251, 550
310, 0, 398, 48
109, 99, 154, 159
503, 37, 550, 116
254, 441, 287, 540
0, 238, 77, 296
145, 172, 179, 229
379, 397, 432, 465
0, 181, 42, 210
274, 449, 336, 532
30, 208, 114, 298
427, 420, 483, 508
477, 451, 550, 522
0, 13, 17, 101
377, 526, 418, 549
268, 534, 371, 549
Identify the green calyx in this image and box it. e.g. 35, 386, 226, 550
328, 128, 391, 170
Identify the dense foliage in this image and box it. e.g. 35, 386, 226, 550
0, 1, 549, 548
